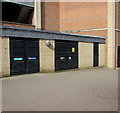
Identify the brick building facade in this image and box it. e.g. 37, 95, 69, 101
0, 1, 119, 77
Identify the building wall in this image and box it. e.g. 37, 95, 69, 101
116, 2, 120, 30
1, 37, 10, 77
107, 1, 116, 68
70, 30, 107, 37
41, 2, 60, 31
39, 39, 55, 72
1, 2, 109, 77
34, 1, 41, 28
78, 42, 106, 69
59, 2, 107, 34
78, 42, 93, 68
41, 2, 107, 37
40, 2, 108, 69
99, 44, 106, 66
116, 31, 120, 46
115, 2, 120, 68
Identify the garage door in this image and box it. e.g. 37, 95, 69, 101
93, 43, 99, 67
10, 38, 39, 75
55, 40, 78, 71
118, 46, 120, 67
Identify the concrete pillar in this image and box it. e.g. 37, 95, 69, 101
39, 39, 55, 72
107, 1, 116, 68
99, 44, 106, 67
34, 0, 41, 29
78, 42, 93, 68
2, 37, 10, 77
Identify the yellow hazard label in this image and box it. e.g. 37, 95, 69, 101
72, 48, 75, 53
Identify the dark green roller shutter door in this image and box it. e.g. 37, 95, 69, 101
118, 46, 120, 67
93, 43, 99, 67
55, 40, 78, 71
10, 38, 39, 75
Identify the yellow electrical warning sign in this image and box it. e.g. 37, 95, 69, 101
72, 48, 75, 53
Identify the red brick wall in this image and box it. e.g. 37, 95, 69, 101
59, 2, 108, 33
41, 2, 107, 36
41, 2, 60, 31
116, 2, 120, 30
71, 30, 107, 37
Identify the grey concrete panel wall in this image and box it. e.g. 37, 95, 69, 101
99, 44, 107, 66
78, 42, 93, 68
39, 39, 55, 72
2, 37, 10, 77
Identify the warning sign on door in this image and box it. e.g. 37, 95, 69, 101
72, 48, 75, 53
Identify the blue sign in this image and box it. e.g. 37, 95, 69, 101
28, 57, 37, 60
14, 58, 23, 61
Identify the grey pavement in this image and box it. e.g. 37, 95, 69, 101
2, 68, 118, 111
0, 79, 2, 112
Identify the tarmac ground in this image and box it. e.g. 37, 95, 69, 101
2, 68, 118, 111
